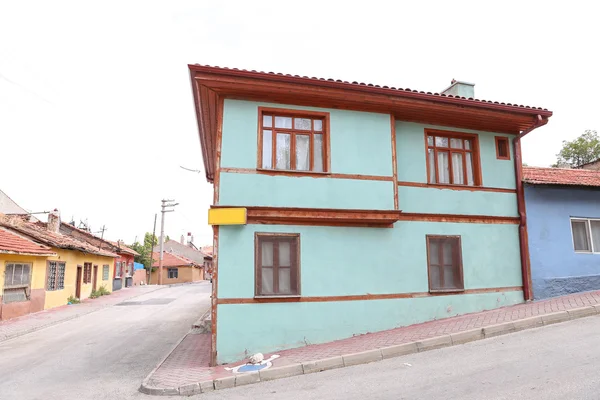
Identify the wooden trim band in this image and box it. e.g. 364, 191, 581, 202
398, 180, 517, 194
217, 286, 523, 304
396, 213, 519, 224
219, 167, 393, 181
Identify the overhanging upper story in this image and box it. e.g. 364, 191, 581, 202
189, 64, 552, 184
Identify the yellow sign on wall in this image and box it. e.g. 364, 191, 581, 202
208, 208, 247, 225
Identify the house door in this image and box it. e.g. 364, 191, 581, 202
92, 265, 98, 292
76, 266, 82, 299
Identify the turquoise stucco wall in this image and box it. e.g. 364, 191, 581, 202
396, 121, 516, 189
215, 222, 523, 362
221, 99, 392, 176
397, 186, 517, 216
219, 172, 394, 209
217, 292, 523, 363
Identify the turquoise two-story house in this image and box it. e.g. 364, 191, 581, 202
188, 65, 553, 365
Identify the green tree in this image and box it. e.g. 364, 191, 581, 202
129, 232, 160, 270
553, 130, 600, 168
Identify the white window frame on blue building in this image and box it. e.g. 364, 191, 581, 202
570, 217, 600, 253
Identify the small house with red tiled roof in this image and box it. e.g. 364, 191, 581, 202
0, 225, 57, 320
523, 167, 600, 299
0, 211, 118, 317
150, 251, 203, 284
189, 64, 553, 364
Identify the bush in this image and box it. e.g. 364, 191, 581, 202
67, 295, 80, 304
90, 285, 111, 299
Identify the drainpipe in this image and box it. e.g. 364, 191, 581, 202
513, 115, 547, 301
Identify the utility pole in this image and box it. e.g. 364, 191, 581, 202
159, 199, 178, 285
148, 213, 157, 285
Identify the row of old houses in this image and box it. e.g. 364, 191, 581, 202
0, 199, 212, 320
189, 64, 600, 365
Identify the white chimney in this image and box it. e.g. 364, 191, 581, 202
47, 209, 61, 233
187, 232, 193, 247
180, 235, 185, 244
441, 79, 475, 99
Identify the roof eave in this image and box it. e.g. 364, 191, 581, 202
0, 250, 57, 256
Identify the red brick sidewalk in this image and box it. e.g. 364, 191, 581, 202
144, 289, 600, 391
0, 285, 163, 341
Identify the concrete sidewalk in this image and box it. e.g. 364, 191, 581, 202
140, 289, 600, 396
0, 284, 163, 342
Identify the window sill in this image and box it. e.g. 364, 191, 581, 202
427, 183, 480, 190
257, 168, 329, 177
429, 289, 465, 294
254, 295, 301, 300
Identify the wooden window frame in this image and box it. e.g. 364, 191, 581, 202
257, 107, 331, 175
3, 262, 32, 303
167, 268, 178, 279
46, 261, 66, 291
83, 263, 92, 284
495, 136, 511, 160
424, 129, 482, 187
254, 233, 301, 298
425, 235, 464, 293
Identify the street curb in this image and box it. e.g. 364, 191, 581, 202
0, 286, 165, 344
139, 305, 599, 396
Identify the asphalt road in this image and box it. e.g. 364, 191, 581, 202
0, 282, 210, 400
199, 315, 600, 400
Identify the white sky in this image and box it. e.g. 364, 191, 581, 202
1, 1, 598, 245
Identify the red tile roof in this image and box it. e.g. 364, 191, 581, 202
0, 227, 56, 256
523, 167, 600, 187
151, 251, 197, 268
0, 215, 118, 258
108, 240, 140, 256
190, 64, 551, 112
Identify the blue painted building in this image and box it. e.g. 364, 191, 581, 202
524, 167, 600, 299
189, 65, 553, 364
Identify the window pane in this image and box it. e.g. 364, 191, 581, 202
427, 136, 434, 146
276, 133, 291, 169
13, 264, 23, 285
430, 265, 441, 290
450, 138, 463, 149
21, 265, 30, 286
444, 265, 456, 289
261, 267, 274, 294
429, 240, 439, 264
451, 153, 464, 184
262, 130, 272, 169
428, 149, 436, 183
314, 134, 323, 172
279, 268, 291, 294
261, 242, 274, 266
263, 115, 272, 128
466, 153, 474, 186
435, 137, 448, 147
313, 119, 323, 131
279, 241, 291, 266
296, 135, 310, 171
591, 221, 600, 252
437, 152, 450, 184
498, 139, 508, 158
442, 241, 453, 265
572, 220, 590, 251
294, 118, 311, 130
57, 263, 65, 289
464, 140, 471, 150
275, 116, 292, 129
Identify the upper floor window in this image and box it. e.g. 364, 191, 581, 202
495, 136, 510, 160
259, 108, 328, 173
426, 130, 481, 186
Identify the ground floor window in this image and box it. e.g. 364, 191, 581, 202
571, 218, 600, 253
426, 235, 464, 292
83, 263, 92, 284
3, 263, 32, 303
47, 261, 66, 291
255, 233, 300, 297
102, 265, 109, 281
168, 268, 178, 279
